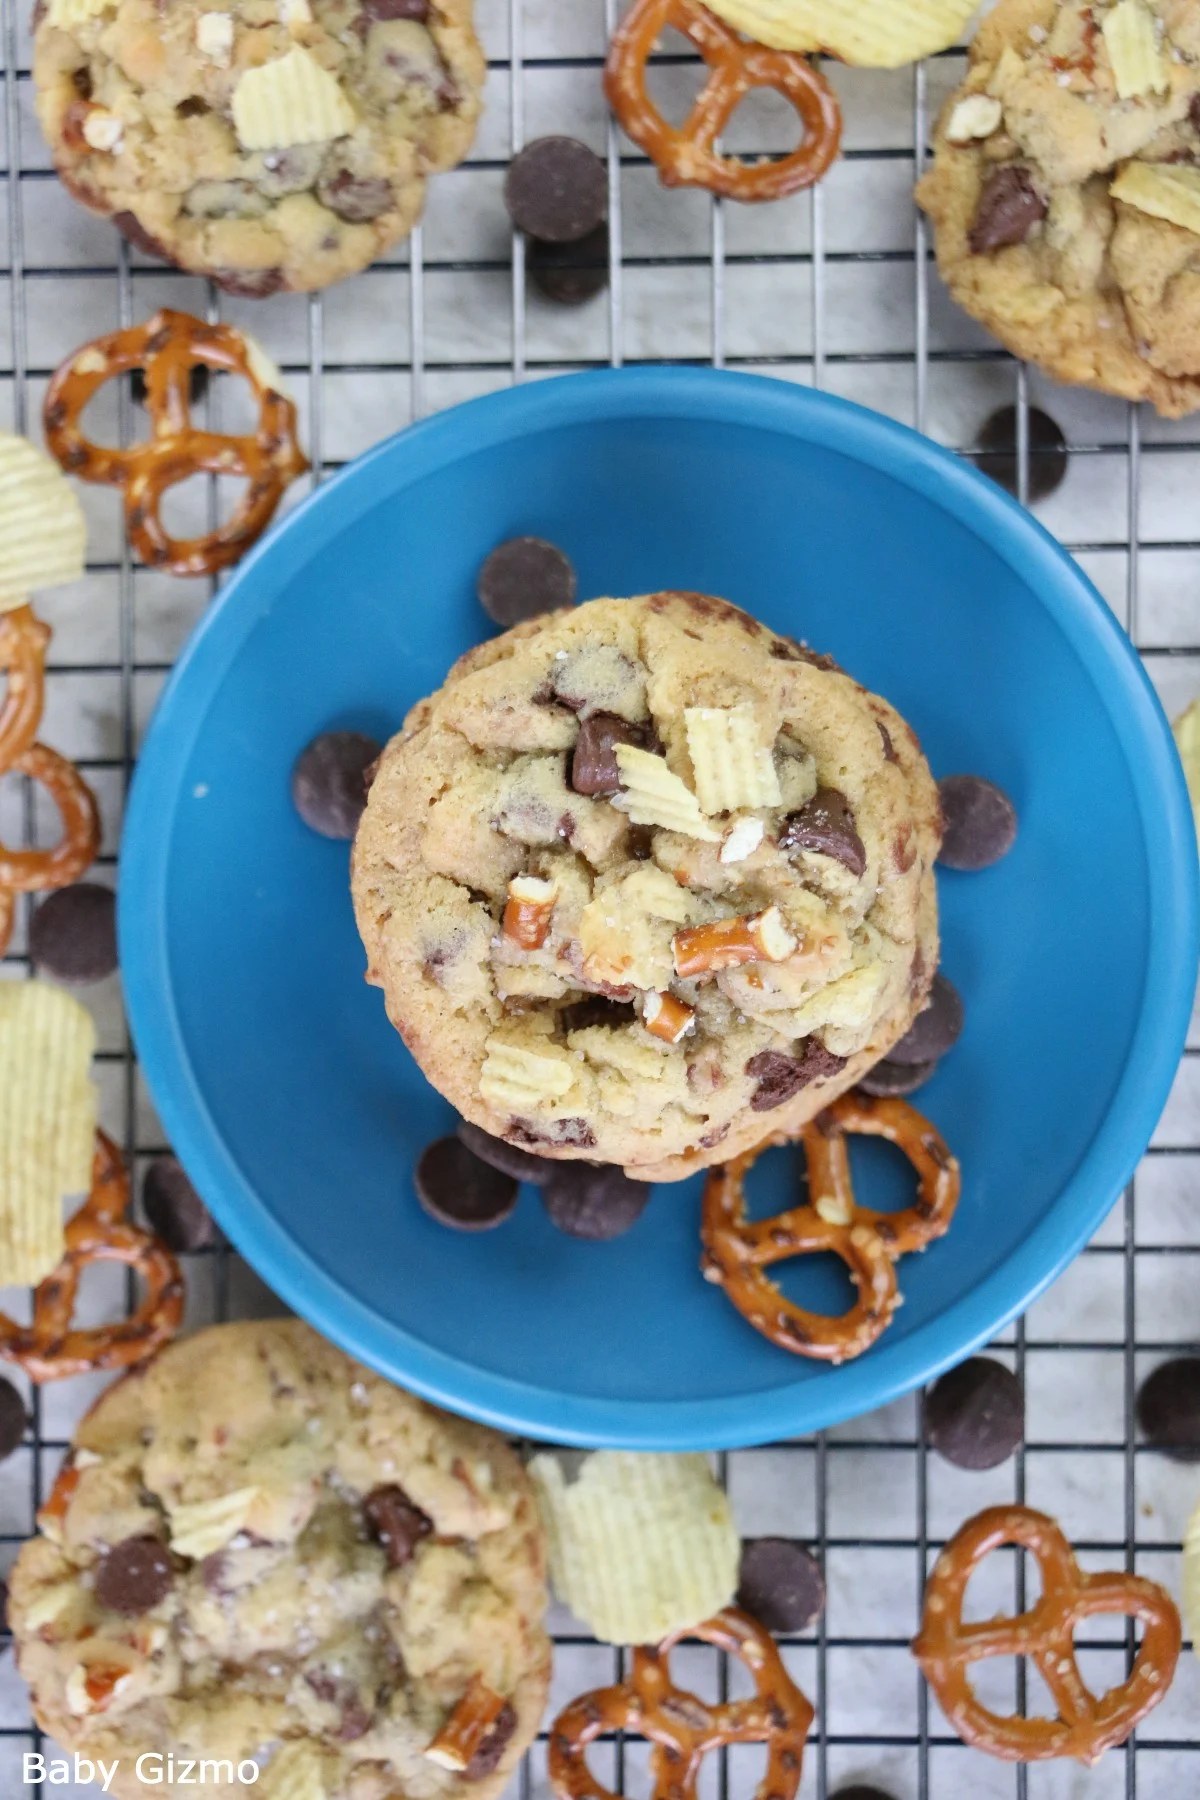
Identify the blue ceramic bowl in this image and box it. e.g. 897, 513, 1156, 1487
121, 368, 1198, 1450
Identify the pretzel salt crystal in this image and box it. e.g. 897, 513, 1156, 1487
43, 309, 308, 580
548, 1607, 813, 1800
913, 1505, 1181, 1763
701, 1091, 960, 1361
604, 0, 841, 202
0, 1131, 184, 1383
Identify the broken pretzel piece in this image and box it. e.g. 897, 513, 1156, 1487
503, 874, 558, 950
643, 990, 696, 1044
425, 1674, 510, 1773
672, 905, 797, 978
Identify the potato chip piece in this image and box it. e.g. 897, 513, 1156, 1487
1102, 0, 1168, 99
479, 1035, 578, 1110
231, 46, 357, 152
0, 981, 96, 1285
45, 0, 114, 27
528, 1450, 739, 1644
685, 704, 781, 815
0, 433, 87, 610
1111, 162, 1200, 236
1173, 697, 1200, 848
612, 745, 719, 841
260, 1742, 332, 1800
702, 0, 978, 67
1183, 1494, 1200, 1656
167, 1486, 260, 1559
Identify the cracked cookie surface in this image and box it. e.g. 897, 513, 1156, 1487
33, 0, 483, 294
8, 1320, 550, 1800
917, 0, 1200, 416
351, 592, 942, 1182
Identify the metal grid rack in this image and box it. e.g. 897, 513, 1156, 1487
1, 1, 1199, 1796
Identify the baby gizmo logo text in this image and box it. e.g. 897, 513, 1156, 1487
25, 1753, 261, 1790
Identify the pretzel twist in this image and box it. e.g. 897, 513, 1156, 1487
913, 1505, 1181, 1764
43, 309, 309, 579
701, 1091, 960, 1361
0, 605, 100, 955
0, 1130, 185, 1383
548, 1608, 813, 1800
604, 0, 841, 201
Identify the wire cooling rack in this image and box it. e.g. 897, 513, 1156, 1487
1, 2, 1199, 1796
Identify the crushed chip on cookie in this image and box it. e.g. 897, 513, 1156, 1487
528, 1449, 740, 1644
0, 433, 87, 609
231, 45, 358, 151
0, 980, 96, 1284
1101, 0, 1169, 100
701, 0, 979, 66
1111, 163, 1200, 239
612, 743, 721, 841
685, 704, 782, 814
1173, 698, 1200, 848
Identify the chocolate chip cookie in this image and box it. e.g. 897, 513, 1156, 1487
8, 1320, 550, 1800
33, 0, 484, 295
917, 0, 1200, 416
351, 592, 942, 1182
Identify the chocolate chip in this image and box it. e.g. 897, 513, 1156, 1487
142, 1156, 215, 1252
1136, 1358, 1200, 1460
212, 266, 286, 298
318, 171, 394, 223
175, 95, 210, 118
0, 1378, 28, 1464
541, 1164, 652, 1240
508, 1117, 595, 1150
415, 1136, 519, 1231
1191, 92, 1200, 133
968, 165, 1047, 254
529, 222, 609, 305
477, 535, 577, 627
937, 774, 1018, 872
456, 1119, 553, 1187
736, 1538, 825, 1633
746, 1042, 847, 1112
877, 720, 898, 763
28, 883, 117, 984
363, 1483, 434, 1567
292, 730, 382, 839
95, 1535, 173, 1615
888, 973, 963, 1065
924, 1358, 1024, 1469
466, 1700, 517, 1778
504, 137, 608, 244
571, 712, 644, 797
856, 1057, 938, 1098
972, 404, 1068, 504
559, 995, 637, 1034
113, 209, 170, 262
361, 0, 429, 17
831, 1789, 897, 1800
779, 788, 866, 878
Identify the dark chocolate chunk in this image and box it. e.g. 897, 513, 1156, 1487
541, 1164, 652, 1240
28, 883, 118, 985
363, 1483, 434, 1567
95, 1535, 174, 1615
736, 1538, 826, 1634
855, 1057, 938, 1099
937, 774, 1018, 871
924, 1357, 1024, 1470
456, 1119, 553, 1187
477, 535, 577, 627
972, 404, 1067, 504
571, 712, 644, 797
317, 171, 393, 223
415, 1136, 519, 1231
212, 266, 286, 299
504, 137, 608, 244
888, 973, 963, 1065
0, 1378, 28, 1464
291, 731, 382, 839
1191, 92, 1200, 133
361, 0, 428, 16
466, 1700, 517, 1778
529, 222, 609, 305
831, 1789, 898, 1800
559, 995, 637, 1034
142, 1157, 215, 1253
1136, 1358, 1200, 1461
746, 1042, 847, 1112
779, 788, 867, 878
508, 1117, 595, 1150
113, 209, 170, 262
968, 165, 1047, 254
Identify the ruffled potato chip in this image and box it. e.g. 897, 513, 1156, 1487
612, 744, 719, 841
0, 981, 96, 1284
0, 433, 87, 611
232, 46, 358, 152
703, 0, 979, 68
685, 703, 781, 815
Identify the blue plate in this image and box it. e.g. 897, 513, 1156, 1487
121, 368, 1199, 1450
